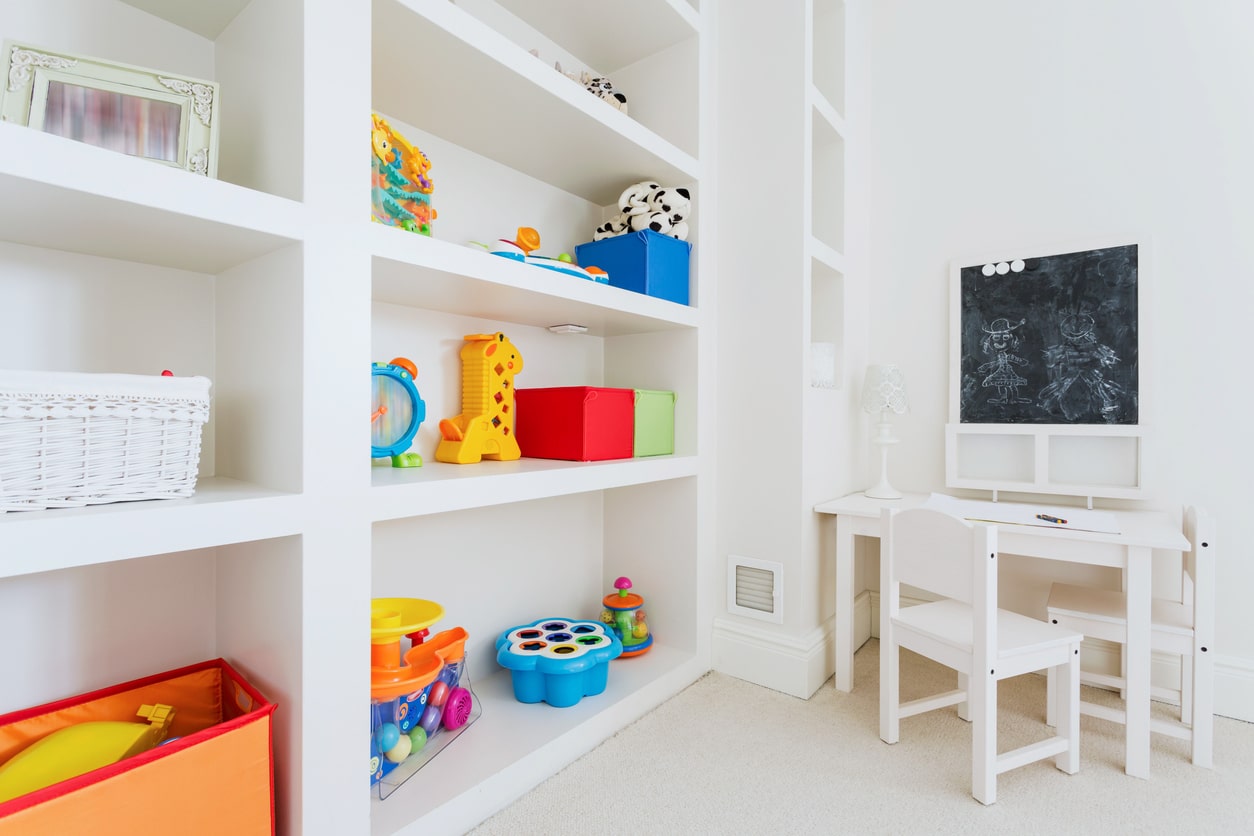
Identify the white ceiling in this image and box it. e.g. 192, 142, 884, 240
118, 0, 251, 39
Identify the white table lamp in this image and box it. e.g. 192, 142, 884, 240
861, 364, 909, 499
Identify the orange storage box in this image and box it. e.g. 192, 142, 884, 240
0, 658, 276, 836
515, 387, 635, 461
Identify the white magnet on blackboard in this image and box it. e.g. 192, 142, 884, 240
982, 264, 996, 276
996, 262, 1010, 275
1011, 259, 1025, 272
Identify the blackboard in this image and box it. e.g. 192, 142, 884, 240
957, 244, 1138, 425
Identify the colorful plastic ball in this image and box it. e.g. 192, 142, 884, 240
420, 704, 443, 735
385, 734, 412, 763
557, 253, 573, 263
439, 665, 459, 687
408, 725, 428, 752
374, 722, 400, 753
429, 680, 449, 708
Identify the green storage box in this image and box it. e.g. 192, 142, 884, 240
633, 390, 676, 457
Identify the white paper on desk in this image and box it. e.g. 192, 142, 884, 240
922, 493, 1121, 535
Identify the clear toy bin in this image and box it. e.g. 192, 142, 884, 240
370, 599, 480, 799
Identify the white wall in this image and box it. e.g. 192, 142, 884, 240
868, 0, 1254, 717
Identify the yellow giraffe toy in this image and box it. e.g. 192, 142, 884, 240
436, 332, 524, 464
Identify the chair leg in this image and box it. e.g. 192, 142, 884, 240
880, 629, 900, 745
957, 672, 970, 722
1055, 645, 1081, 775
971, 670, 997, 805
1181, 653, 1194, 725
1193, 648, 1214, 768
1045, 665, 1057, 728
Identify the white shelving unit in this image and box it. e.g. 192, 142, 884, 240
711, 1, 867, 698
0, 1, 713, 834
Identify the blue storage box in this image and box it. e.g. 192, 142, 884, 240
574, 230, 692, 305
495, 618, 623, 708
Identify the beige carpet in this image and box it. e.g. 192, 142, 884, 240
471, 641, 1254, 835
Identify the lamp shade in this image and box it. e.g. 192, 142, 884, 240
861, 364, 909, 415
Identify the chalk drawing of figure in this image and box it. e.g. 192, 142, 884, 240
1038, 312, 1125, 422
978, 317, 1031, 404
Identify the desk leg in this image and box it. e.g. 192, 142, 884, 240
1124, 546, 1151, 779
834, 517, 856, 692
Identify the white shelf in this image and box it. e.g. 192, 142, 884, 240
0, 479, 304, 578
372, 0, 699, 206
808, 235, 847, 275
369, 456, 698, 521
810, 86, 847, 139
492, 0, 699, 73
0, 123, 304, 273
3, 0, 711, 832
371, 226, 699, 336
370, 643, 703, 836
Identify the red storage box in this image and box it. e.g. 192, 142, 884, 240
516, 387, 635, 461
0, 658, 276, 836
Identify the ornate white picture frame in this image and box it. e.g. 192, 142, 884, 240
1, 41, 219, 177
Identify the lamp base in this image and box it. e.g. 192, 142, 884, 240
865, 420, 901, 500
864, 483, 903, 500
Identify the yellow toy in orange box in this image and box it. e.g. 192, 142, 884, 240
0, 659, 275, 836
0, 702, 176, 802
436, 332, 524, 464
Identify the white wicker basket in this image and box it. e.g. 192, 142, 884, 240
0, 370, 211, 513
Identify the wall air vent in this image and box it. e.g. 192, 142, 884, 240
727, 555, 783, 623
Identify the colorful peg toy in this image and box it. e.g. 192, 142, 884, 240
601, 576, 653, 657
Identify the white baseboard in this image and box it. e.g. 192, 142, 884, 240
869, 591, 1254, 723
711, 591, 873, 698
1215, 654, 1254, 723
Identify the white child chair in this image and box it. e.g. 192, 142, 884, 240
1045, 506, 1215, 767
879, 508, 1083, 805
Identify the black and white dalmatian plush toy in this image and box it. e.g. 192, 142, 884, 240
582, 75, 629, 114
553, 61, 630, 115
595, 182, 692, 242
633, 187, 692, 240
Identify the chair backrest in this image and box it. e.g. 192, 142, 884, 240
1184, 506, 1216, 647
883, 508, 996, 605
882, 507, 1000, 663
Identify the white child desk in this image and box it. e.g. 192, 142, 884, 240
814, 490, 1190, 780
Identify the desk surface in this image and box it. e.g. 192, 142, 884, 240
814, 492, 1189, 552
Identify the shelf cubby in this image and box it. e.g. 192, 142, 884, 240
810, 0, 846, 117
810, 106, 846, 257
0, 124, 304, 273
372, 0, 698, 207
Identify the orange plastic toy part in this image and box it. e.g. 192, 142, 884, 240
603, 591, 645, 610
389, 357, 417, 379
438, 418, 464, 442
370, 598, 461, 701
391, 631, 466, 701
513, 227, 541, 255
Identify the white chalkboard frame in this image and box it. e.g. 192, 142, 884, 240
945, 237, 1148, 502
